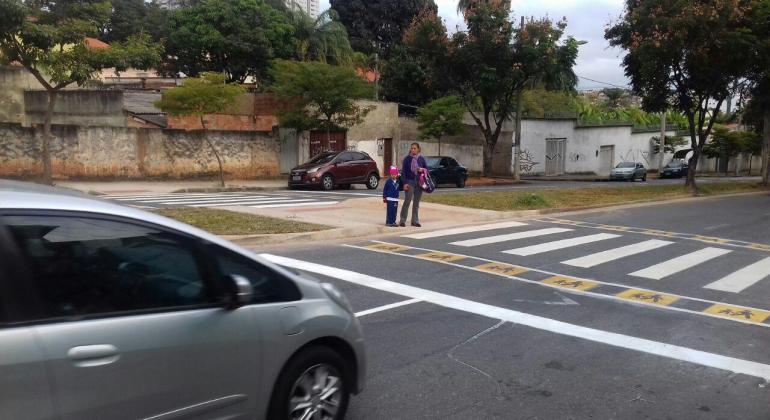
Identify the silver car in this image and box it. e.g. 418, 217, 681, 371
609, 161, 647, 181
0, 181, 365, 420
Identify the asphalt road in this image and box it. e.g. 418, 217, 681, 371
258, 193, 770, 419
102, 176, 759, 209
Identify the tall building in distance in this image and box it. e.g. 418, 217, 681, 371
287, 0, 319, 18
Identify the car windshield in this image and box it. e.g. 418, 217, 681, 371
425, 157, 442, 168
306, 153, 337, 165
616, 162, 636, 168
666, 162, 683, 168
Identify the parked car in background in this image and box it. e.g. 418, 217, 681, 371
425, 156, 469, 188
610, 161, 647, 181
660, 160, 689, 178
0, 181, 365, 420
289, 151, 380, 191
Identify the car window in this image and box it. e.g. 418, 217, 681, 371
616, 162, 635, 168
352, 152, 369, 161
307, 153, 337, 165
3, 214, 216, 321
210, 246, 301, 304
440, 158, 449, 167
448, 158, 459, 166
425, 157, 441, 168
335, 152, 354, 163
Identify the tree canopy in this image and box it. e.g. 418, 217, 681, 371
417, 95, 465, 154
330, 0, 437, 56
164, 0, 294, 83
606, 0, 759, 192
288, 9, 353, 65
270, 60, 374, 134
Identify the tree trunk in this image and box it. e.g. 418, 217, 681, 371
686, 148, 700, 195
513, 92, 523, 181
482, 139, 495, 177
42, 90, 58, 185
437, 135, 442, 156
201, 116, 225, 187
762, 110, 770, 186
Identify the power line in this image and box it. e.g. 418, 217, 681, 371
576, 74, 629, 89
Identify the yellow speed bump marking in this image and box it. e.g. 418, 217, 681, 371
365, 243, 412, 253
704, 304, 770, 324
475, 262, 528, 277
542, 276, 599, 291
748, 243, 770, 252
617, 289, 679, 306
693, 235, 731, 245
415, 252, 466, 262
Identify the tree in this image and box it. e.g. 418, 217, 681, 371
155, 72, 245, 187
417, 96, 465, 155
103, 0, 147, 42
745, 1, 770, 184
270, 60, 374, 145
381, 7, 450, 105
651, 135, 688, 154
330, 0, 437, 56
288, 9, 353, 65
0, 0, 161, 184
606, 0, 758, 194
447, 3, 579, 176
164, 0, 294, 83
602, 88, 630, 109
703, 125, 744, 174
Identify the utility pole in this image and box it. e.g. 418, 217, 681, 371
512, 16, 525, 181
659, 111, 667, 173
374, 47, 379, 101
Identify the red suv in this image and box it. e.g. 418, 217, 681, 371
289, 151, 381, 191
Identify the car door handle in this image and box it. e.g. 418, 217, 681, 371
67, 344, 120, 367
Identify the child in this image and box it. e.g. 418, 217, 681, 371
383, 166, 400, 227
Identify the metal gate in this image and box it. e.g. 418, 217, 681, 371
310, 131, 347, 157
278, 128, 298, 174
599, 145, 615, 174
545, 138, 566, 176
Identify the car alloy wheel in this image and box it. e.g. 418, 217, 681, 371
322, 174, 334, 191
366, 174, 379, 189
288, 363, 343, 420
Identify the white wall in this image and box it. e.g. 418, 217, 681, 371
517, 119, 574, 175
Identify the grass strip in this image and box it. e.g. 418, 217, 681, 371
154, 208, 329, 235
422, 182, 768, 211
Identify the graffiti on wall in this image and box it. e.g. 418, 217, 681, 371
569, 152, 587, 162
620, 149, 652, 165
518, 149, 539, 173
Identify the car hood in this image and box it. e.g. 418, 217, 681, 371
292, 161, 330, 171
612, 168, 635, 173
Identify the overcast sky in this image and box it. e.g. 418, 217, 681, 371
320, 0, 630, 91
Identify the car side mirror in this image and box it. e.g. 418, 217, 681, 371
223, 274, 253, 309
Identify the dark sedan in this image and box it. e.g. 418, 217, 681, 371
289, 151, 380, 191
660, 161, 689, 178
426, 156, 468, 188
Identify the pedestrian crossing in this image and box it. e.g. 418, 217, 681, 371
101, 192, 340, 209
401, 221, 770, 294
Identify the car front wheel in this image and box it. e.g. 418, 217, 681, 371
268, 346, 351, 420
322, 174, 334, 191
366, 173, 379, 189
456, 176, 466, 188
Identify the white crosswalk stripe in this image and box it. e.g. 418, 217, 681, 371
704, 256, 770, 293
102, 193, 338, 209
403, 221, 528, 239
629, 247, 732, 280
503, 233, 621, 256
562, 239, 673, 268
449, 228, 572, 247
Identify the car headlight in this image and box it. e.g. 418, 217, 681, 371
307, 166, 321, 174
320, 283, 354, 314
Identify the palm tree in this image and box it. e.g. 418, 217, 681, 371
288, 8, 353, 66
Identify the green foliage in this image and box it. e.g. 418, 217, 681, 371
330, 0, 436, 56
702, 125, 761, 159
288, 9, 352, 65
521, 89, 578, 118
513, 192, 550, 208
381, 8, 450, 105
417, 96, 465, 141
270, 60, 374, 131
651, 135, 688, 154
601, 88, 630, 109
165, 0, 294, 83
154, 72, 245, 118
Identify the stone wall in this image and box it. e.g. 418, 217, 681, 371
0, 123, 280, 179
24, 90, 128, 127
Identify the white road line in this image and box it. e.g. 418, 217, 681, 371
629, 247, 733, 280
191, 199, 315, 207
289, 191, 379, 197
562, 239, 673, 268
449, 228, 572, 247
402, 221, 528, 239
109, 193, 246, 200
704, 256, 770, 293
148, 196, 280, 205
261, 254, 770, 382
125, 195, 267, 204
355, 299, 422, 317
250, 201, 339, 209
503, 233, 621, 256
